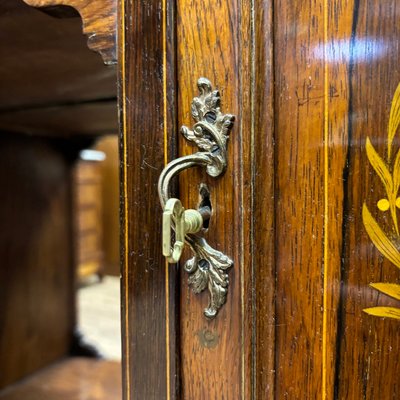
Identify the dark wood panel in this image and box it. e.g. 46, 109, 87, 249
0, 0, 116, 111
0, 358, 121, 400
337, 1, 400, 398
0, 101, 118, 137
273, 0, 400, 398
119, 0, 179, 398
273, 0, 352, 397
0, 135, 75, 389
324, 2, 354, 398
23, 0, 117, 65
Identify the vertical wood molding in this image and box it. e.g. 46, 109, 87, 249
252, 0, 276, 397
119, 0, 178, 399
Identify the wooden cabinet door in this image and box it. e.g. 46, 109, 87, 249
120, 0, 400, 398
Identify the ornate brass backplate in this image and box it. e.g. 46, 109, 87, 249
158, 78, 235, 319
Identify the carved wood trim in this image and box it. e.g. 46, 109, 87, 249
23, 0, 117, 65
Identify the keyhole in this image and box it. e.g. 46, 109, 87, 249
198, 184, 212, 229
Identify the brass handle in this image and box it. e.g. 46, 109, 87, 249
157, 77, 235, 318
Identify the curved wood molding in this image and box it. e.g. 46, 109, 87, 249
23, 0, 117, 65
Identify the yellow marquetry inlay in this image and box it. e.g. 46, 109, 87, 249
369, 283, 400, 300
387, 83, 400, 161
377, 198, 390, 211
362, 205, 400, 269
366, 136, 400, 234
363, 82, 400, 320
378, 197, 400, 210
364, 307, 400, 319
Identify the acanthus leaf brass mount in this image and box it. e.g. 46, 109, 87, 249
158, 77, 235, 319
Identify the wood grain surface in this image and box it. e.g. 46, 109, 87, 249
177, 0, 244, 398
274, 0, 327, 397
120, 0, 400, 398
0, 135, 75, 389
23, 0, 117, 64
176, 0, 278, 398
119, 0, 179, 398
0, 358, 121, 400
274, 0, 400, 398
336, 1, 400, 398
253, 1, 276, 397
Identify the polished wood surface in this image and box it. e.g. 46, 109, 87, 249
177, 0, 249, 398
23, 0, 117, 64
0, 135, 75, 389
0, 358, 121, 400
272, 0, 400, 398
336, 2, 400, 398
120, 0, 400, 398
122, 0, 275, 397
274, 1, 329, 397
119, 0, 179, 398
253, 1, 276, 396
176, 0, 277, 397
